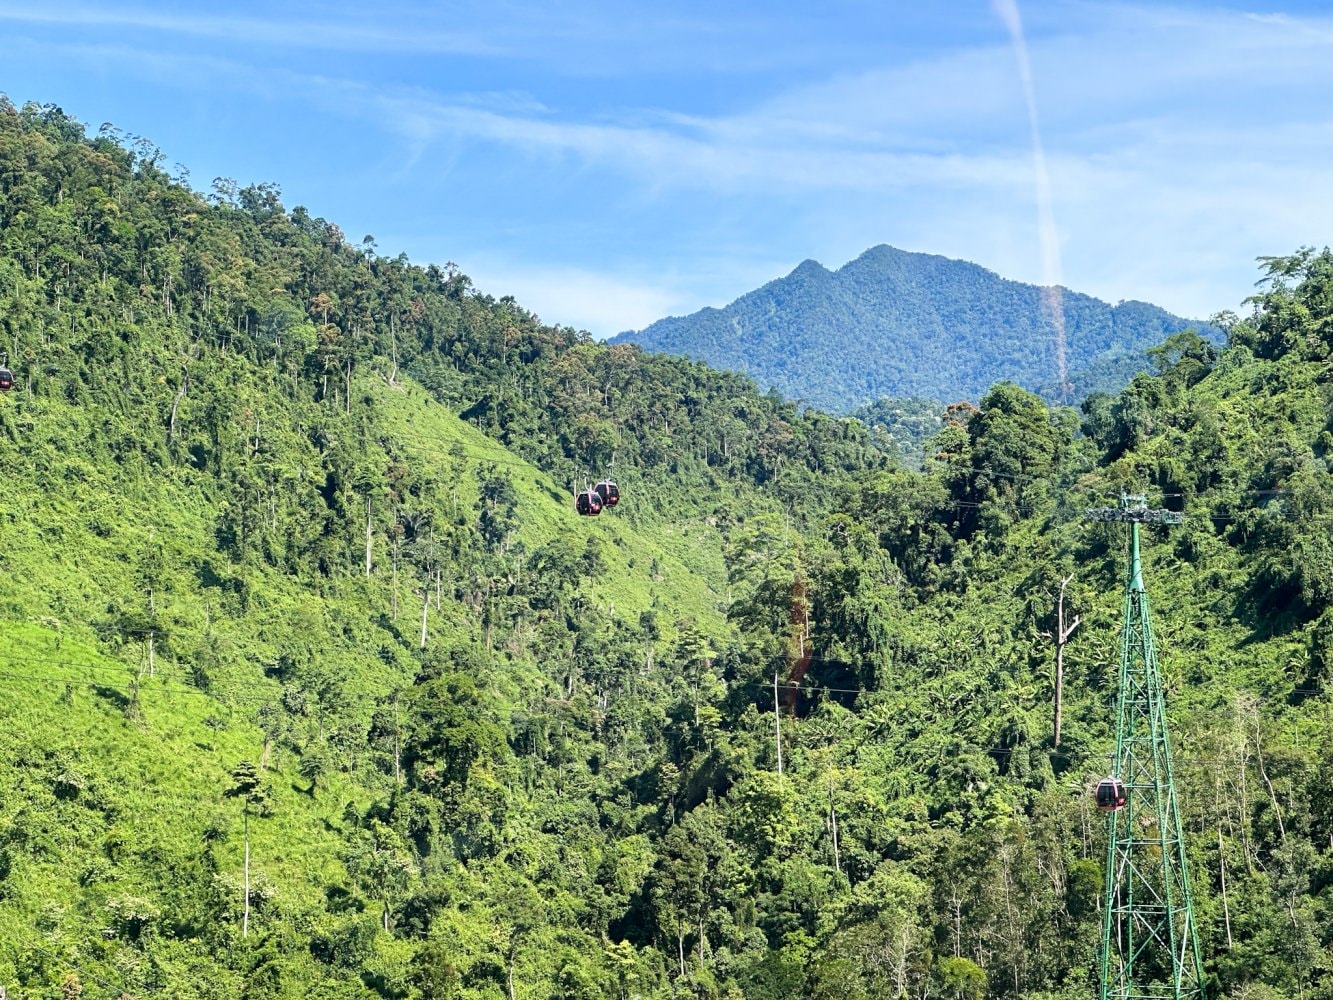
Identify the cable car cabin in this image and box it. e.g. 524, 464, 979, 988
1095, 777, 1127, 812
0, 367, 13, 392
593, 480, 620, 507
575, 490, 603, 516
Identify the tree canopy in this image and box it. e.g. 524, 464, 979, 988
0, 98, 1329, 1000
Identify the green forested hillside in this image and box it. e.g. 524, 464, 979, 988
851, 396, 947, 468
611, 245, 1219, 413
1, 97, 1332, 1000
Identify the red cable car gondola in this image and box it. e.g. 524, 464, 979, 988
593, 480, 620, 508
575, 489, 603, 516
0, 367, 14, 392
1095, 776, 1127, 812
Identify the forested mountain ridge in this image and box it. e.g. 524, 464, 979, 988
1, 95, 1332, 1000
612, 245, 1218, 412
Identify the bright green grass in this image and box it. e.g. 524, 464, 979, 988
0, 623, 372, 992
0, 368, 739, 992
368, 378, 729, 640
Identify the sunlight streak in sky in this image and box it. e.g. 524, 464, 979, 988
992, 0, 1070, 400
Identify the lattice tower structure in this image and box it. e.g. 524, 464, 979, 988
1087, 496, 1205, 1000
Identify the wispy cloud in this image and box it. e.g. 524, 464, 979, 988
27, 6, 1333, 202
0, 3, 506, 55
10, 35, 1045, 197
0, 0, 877, 75
6, 3, 1332, 330
462, 261, 692, 335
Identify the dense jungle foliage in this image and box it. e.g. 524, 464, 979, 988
611, 244, 1218, 413
1, 97, 1332, 1000
851, 396, 947, 469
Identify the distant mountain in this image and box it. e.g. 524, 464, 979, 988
611, 245, 1219, 413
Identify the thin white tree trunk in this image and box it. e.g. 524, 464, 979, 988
420, 589, 429, 648
1052, 574, 1079, 747
364, 496, 373, 577
829, 781, 841, 875
1217, 825, 1233, 947
168, 372, 188, 441
242, 809, 251, 938
392, 542, 399, 619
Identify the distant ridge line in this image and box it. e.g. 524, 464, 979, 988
611, 244, 1218, 413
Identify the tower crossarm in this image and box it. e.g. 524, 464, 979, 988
1086, 494, 1183, 524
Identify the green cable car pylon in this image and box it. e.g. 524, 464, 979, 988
1087, 495, 1205, 1000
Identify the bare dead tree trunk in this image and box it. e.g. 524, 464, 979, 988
1051, 573, 1080, 747
394, 700, 402, 786
364, 496, 373, 577
420, 589, 429, 648
829, 775, 841, 875
1218, 824, 1233, 947
949, 887, 963, 957
392, 538, 400, 619
774, 667, 783, 776
1213, 768, 1234, 947
1252, 711, 1287, 848
242, 808, 251, 939
168, 371, 188, 442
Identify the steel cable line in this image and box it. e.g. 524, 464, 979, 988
3, 397, 1299, 562
0, 660, 1314, 776
0, 643, 1323, 752
0, 653, 879, 710
13, 939, 143, 998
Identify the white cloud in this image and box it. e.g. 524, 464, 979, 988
462, 262, 692, 338
0, 3, 506, 54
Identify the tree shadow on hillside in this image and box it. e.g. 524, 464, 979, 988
1234, 577, 1307, 644
91, 684, 131, 710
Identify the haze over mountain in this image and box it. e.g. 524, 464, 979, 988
612, 245, 1218, 413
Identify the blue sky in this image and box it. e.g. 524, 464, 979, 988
3, 1, 1332, 336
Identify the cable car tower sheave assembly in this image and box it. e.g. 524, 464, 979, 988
1088, 496, 1204, 1000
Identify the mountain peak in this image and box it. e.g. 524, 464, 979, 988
786, 257, 831, 281
611, 247, 1217, 412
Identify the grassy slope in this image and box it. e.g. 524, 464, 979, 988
372, 379, 728, 637
0, 367, 729, 995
